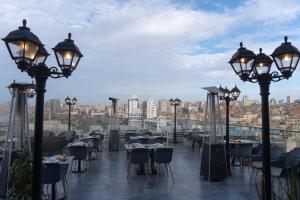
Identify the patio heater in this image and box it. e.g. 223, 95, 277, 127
0, 81, 35, 197
109, 97, 120, 151
200, 86, 227, 181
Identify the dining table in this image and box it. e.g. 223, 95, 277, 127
43, 155, 74, 200
129, 136, 165, 140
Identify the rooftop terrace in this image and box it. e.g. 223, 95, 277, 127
65, 143, 257, 200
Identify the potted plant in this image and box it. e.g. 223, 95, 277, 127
287, 169, 298, 200
6, 150, 32, 200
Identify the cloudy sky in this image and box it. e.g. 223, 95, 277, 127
0, 0, 300, 104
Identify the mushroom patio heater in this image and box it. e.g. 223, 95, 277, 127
200, 86, 227, 181
109, 97, 120, 151
0, 81, 35, 198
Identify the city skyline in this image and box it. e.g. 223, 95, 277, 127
0, 0, 300, 103
0, 93, 298, 107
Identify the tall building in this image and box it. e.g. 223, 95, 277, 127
287, 96, 294, 104
128, 94, 142, 129
158, 99, 171, 114
270, 98, 277, 105
128, 94, 139, 117
48, 99, 61, 113
242, 96, 256, 107
279, 99, 284, 104
243, 96, 249, 107
143, 98, 157, 119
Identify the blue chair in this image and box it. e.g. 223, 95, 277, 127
153, 148, 174, 180
42, 163, 64, 199
251, 145, 284, 184
127, 148, 149, 177
270, 147, 300, 198
81, 137, 100, 159
60, 163, 70, 197
68, 146, 88, 172
157, 136, 167, 144
190, 133, 202, 151
230, 143, 253, 166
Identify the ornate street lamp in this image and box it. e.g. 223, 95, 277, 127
3, 19, 83, 200
65, 96, 77, 131
229, 36, 300, 200
218, 85, 241, 176
170, 98, 181, 144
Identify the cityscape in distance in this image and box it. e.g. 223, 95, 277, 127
1, 93, 299, 133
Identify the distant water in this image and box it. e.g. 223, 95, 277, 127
0, 114, 9, 122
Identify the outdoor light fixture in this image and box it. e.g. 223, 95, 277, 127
218, 85, 241, 176
65, 96, 77, 131
3, 19, 83, 200
170, 98, 181, 144
8, 81, 36, 98
229, 36, 300, 200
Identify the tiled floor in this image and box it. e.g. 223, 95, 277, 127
66, 143, 257, 200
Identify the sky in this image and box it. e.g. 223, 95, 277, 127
0, 0, 300, 104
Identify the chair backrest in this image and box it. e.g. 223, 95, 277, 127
186, 132, 192, 139
239, 143, 253, 157
148, 138, 161, 144
42, 163, 61, 184
128, 138, 140, 144
285, 147, 300, 168
157, 137, 167, 144
89, 138, 100, 149
229, 144, 240, 156
252, 144, 263, 155
139, 137, 149, 144
68, 146, 88, 160
190, 132, 198, 139
128, 148, 149, 164
270, 145, 284, 160
125, 133, 137, 143
191, 134, 203, 144
154, 148, 173, 164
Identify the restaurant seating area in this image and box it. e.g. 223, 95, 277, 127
39, 132, 105, 199
66, 141, 258, 200
3, 131, 300, 199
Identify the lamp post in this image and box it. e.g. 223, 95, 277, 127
170, 98, 181, 144
229, 36, 300, 200
65, 96, 77, 131
3, 19, 83, 200
218, 85, 240, 176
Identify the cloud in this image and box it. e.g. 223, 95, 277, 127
0, 0, 299, 103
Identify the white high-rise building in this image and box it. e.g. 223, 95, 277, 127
128, 94, 142, 129
243, 96, 250, 107
287, 96, 294, 104
128, 94, 139, 116
146, 98, 157, 119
